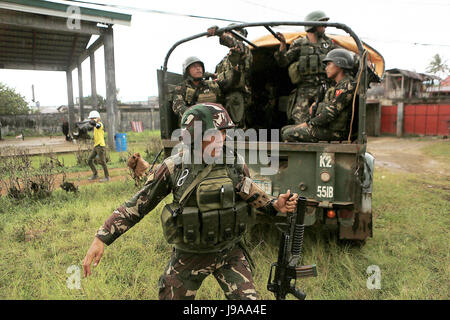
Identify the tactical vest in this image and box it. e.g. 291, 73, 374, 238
160, 162, 250, 253
288, 37, 333, 85
184, 81, 218, 106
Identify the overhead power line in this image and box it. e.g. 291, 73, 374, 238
67, 0, 450, 48
67, 0, 244, 23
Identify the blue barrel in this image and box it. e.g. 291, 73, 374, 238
114, 133, 127, 152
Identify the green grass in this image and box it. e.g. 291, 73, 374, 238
0, 165, 448, 300
421, 140, 450, 159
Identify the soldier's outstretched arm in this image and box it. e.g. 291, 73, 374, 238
83, 159, 174, 277
274, 39, 301, 68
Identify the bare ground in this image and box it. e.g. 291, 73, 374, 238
0, 136, 89, 155
367, 136, 449, 177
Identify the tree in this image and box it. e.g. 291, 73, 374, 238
426, 54, 449, 79
83, 94, 106, 107
0, 82, 30, 115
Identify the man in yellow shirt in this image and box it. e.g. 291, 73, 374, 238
87, 110, 109, 182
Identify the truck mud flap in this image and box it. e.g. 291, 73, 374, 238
339, 211, 372, 240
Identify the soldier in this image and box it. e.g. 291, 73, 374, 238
83, 103, 298, 300
281, 48, 356, 142
171, 57, 223, 119
274, 10, 336, 125
207, 24, 253, 128
87, 110, 109, 182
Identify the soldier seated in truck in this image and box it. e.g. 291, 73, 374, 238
281, 48, 356, 143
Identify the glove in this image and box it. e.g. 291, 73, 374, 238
207, 25, 219, 37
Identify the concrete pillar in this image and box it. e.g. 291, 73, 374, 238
77, 62, 84, 121
66, 70, 75, 137
90, 52, 98, 108
396, 101, 404, 137
103, 26, 118, 149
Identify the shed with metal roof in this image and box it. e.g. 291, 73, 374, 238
0, 0, 132, 148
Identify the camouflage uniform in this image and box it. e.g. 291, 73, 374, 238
215, 32, 253, 128
281, 74, 355, 142
171, 78, 222, 118
96, 103, 279, 300
274, 35, 336, 124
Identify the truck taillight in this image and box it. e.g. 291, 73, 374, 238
327, 209, 336, 218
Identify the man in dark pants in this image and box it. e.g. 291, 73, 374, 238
87, 110, 109, 182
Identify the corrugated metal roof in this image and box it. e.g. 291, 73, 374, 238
0, 1, 131, 71
386, 68, 441, 81
0, 0, 131, 26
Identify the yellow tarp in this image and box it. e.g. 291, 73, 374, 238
252, 32, 385, 78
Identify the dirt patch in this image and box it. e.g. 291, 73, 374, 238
367, 137, 449, 177
0, 136, 89, 155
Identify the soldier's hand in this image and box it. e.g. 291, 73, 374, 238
274, 190, 298, 213
309, 102, 316, 115
83, 237, 105, 277
277, 32, 287, 50
207, 25, 219, 37
277, 32, 286, 44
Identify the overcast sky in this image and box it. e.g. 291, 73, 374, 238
1, 0, 449, 107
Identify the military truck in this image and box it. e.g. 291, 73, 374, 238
157, 21, 385, 242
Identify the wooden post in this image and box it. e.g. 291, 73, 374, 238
77, 62, 84, 121
90, 52, 98, 109
103, 26, 118, 149
401, 75, 405, 99
66, 70, 75, 137
396, 101, 404, 137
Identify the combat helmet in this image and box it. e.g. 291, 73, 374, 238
322, 48, 354, 70
304, 10, 329, 32
228, 23, 248, 38
182, 56, 205, 78
180, 103, 235, 143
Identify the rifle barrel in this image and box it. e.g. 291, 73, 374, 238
229, 30, 259, 48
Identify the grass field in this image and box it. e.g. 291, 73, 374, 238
0, 136, 448, 300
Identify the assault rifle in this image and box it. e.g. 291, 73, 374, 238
267, 196, 317, 300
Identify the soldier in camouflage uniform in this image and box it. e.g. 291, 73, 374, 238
207, 24, 253, 128
274, 10, 336, 125
83, 103, 298, 300
171, 57, 222, 119
281, 48, 356, 142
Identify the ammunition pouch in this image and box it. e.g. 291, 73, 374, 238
185, 87, 196, 105
288, 61, 302, 85
161, 201, 249, 245
196, 168, 235, 212
288, 45, 327, 84
161, 165, 250, 247
197, 92, 217, 104
160, 203, 183, 244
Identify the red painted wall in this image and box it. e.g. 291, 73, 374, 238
404, 104, 450, 136
381, 104, 450, 136
380, 105, 397, 134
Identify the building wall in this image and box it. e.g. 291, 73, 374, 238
380, 103, 450, 136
